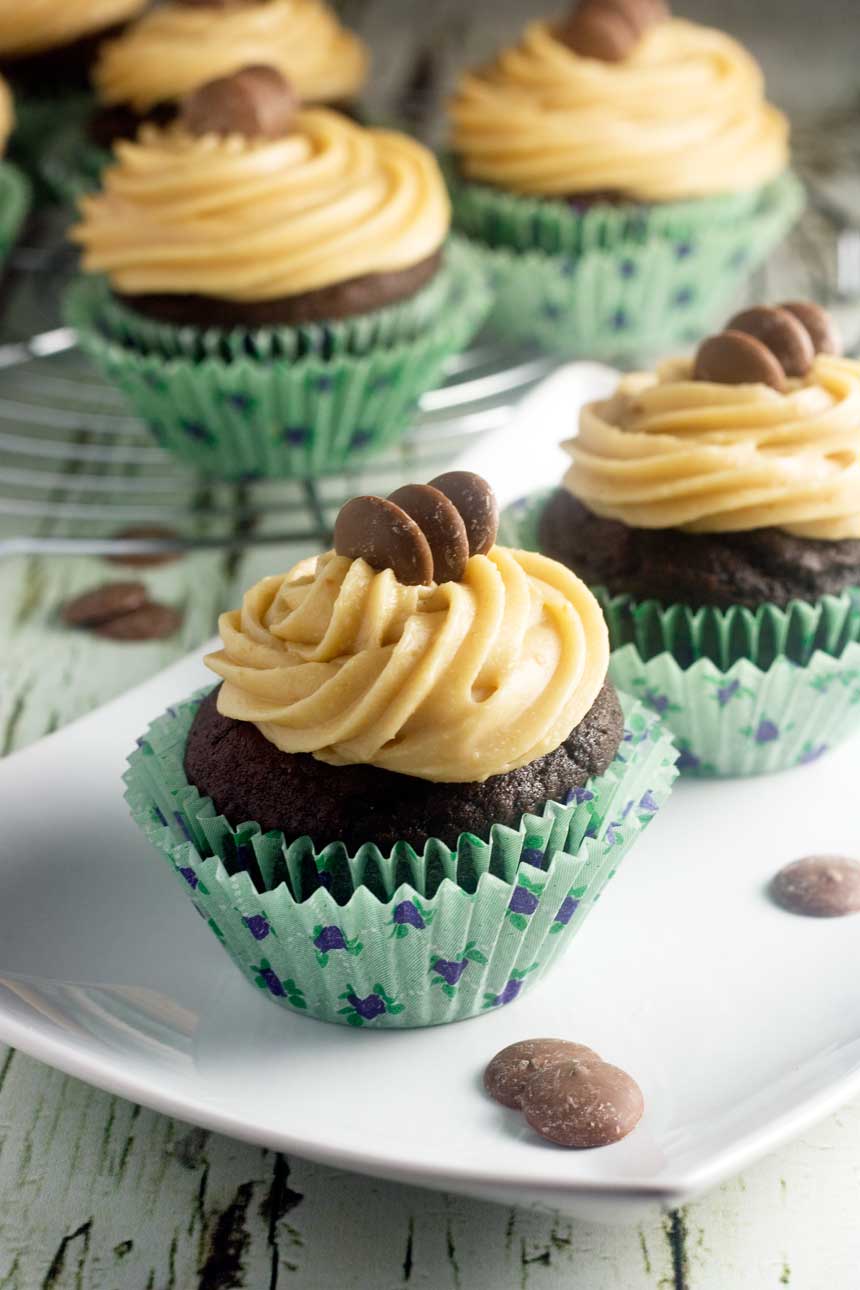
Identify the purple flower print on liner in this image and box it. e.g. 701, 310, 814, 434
252, 961, 306, 1008
631, 680, 680, 719
177, 865, 207, 893
337, 983, 403, 1026
312, 925, 363, 966
482, 963, 538, 1010
388, 898, 434, 938
429, 942, 487, 998
798, 741, 828, 765
706, 676, 754, 708
549, 887, 586, 934
742, 718, 781, 745
675, 743, 716, 775
242, 913, 271, 941
564, 786, 594, 806
506, 875, 544, 930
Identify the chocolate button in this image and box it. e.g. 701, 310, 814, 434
181, 66, 298, 140
62, 581, 148, 627
521, 1057, 644, 1148
558, 7, 637, 60
334, 495, 434, 587
93, 603, 183, 642
770, 855, 860, 918
428, 471, 499, 557
593, 0, 670, 35
693, 330, 786, 391
388, 484, 469, 585
484, 1039, 599, 1110
727, 306, 815, 379
780, 301, 843, 357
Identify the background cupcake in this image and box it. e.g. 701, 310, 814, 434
503, 302, 860, 776
0, 73, 31, 264
125, 473, 677, 1026
44, 0, 369, 201
448, 0, 803, 359
66, 67, 490, 480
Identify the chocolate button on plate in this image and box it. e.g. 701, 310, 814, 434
387, 484, 469, 585
428, 471, 499, 557
728, 305, 814, 378
693, 330, 786, 391
62, 581, 148, 627
93, 603, 184, 642
770, 855, 860, 918
334, 495, 434, 586
780, 300, 843, 357
521, 1058, 644, 1149
484, 1039, 599, 1110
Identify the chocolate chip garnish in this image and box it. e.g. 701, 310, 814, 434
62, 581, 148, 627
334, 495, 434, 587
780, 301, 843, 358
770, 855, 860, 918
727, 306, 815, 379
92, 603, 184, 642
521, 1057, 644, 1148
387, 484, 469, 585
693, 330, 786, 391
106, 525, 184, 568
180, 66, 298, 140
428, 471, 499, 557
484, 1039, 599, 1110
558, 0, 669, 60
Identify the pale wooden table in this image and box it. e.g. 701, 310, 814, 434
2, 2, 860, 1285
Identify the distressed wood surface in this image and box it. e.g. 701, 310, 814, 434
2, 1, 860, 1286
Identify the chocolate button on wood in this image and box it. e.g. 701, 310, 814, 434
521, 1057, 644, 1148
181, 66, 298, 140
388, 484, 469, 585
693, 330, 786, 391
62, 581, 148, 627
484, 1039, 599, 1110
428, 471, 499, 556
334, 495, 434, 586
770, 855, 860, 918
93, 603, 183, 642
780, 301, 843, 357
727, 305, 815, 378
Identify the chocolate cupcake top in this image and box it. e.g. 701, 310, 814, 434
449, 2, 787, 201
563, 303, 860, 539
0, 0, 146, 59
72, 72, 450, 303
93, 0, 368, 112
204, 475, 609, 783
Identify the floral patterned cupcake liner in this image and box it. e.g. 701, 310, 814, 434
65, 242, 492, 480
0, 161, 31, 260
449, 171, 803, 360
124, 688, 678, 1026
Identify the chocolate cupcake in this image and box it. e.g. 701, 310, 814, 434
447, 0, 802, 359
66, 67, 491, 479
125, 473, 677, 1026
504, 302, 860, 776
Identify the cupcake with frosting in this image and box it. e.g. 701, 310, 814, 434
0, 75, 31, 260
66, 66, 490, 480
504, 302, 860, 775
448, 0, 803, 358
125, 472, 677, 1026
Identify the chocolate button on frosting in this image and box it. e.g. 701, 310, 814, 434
727, 305, 815, 379
693, 330, 786, 391
484, 1039, 598, 1110
387, 484, 469, 585
428, 471, 499, 556
181, 66, 298, 140
521, 1057, 644, 1148
559, 0, 669, 60
334, 495, 434, 586
770, 855, 860, 918
780, 301, 843, 357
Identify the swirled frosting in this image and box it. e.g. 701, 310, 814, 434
204, 546, 609, 783
72, 109, 450, 300
0, 76, 13, 155
449, 18, 788, 201
94, 0, 368, 111
564, 355, 860, 539
0, 0, 146, 59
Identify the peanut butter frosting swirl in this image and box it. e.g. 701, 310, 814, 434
564, 355, 860, 539
0, 0, 146, 59
94, 0, 368, 111
72, 109, 450, 300
204, 546, 609, 783
450, 18, 788, 201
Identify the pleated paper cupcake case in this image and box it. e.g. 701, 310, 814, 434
65, 249, 492, 480
452, 173, 804, 358
0, 161, 31, 259
124, 689, 678, 1026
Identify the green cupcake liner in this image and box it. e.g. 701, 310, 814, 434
452, 172, 803, 360
65, 243, 492, 480
39, 118, 109, 207
0, 160, 31, 259
83, 237, 470, 362
124, 688, 678, 1026
502, 490, 860, 775
8, 94, 92, 204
